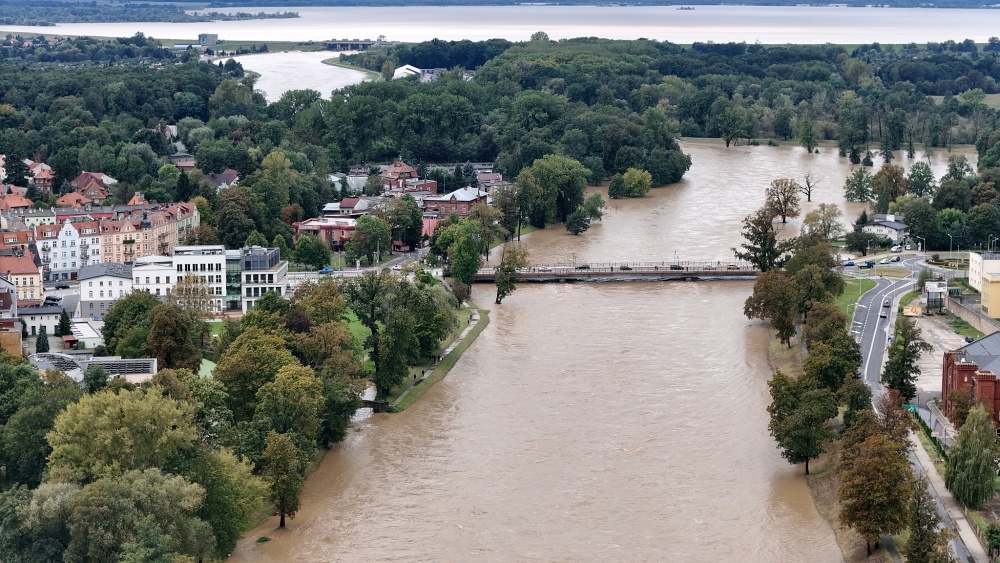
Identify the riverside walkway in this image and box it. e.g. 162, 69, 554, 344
472, 261, 759, 283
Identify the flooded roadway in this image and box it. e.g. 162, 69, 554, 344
231, 141, 971, 562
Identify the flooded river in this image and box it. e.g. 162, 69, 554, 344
230, 142, 970, 562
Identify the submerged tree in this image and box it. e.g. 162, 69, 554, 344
494, 243, 530, 304
733, 207, 797, 272
766, 371, 837, 475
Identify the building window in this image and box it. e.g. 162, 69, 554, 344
155, 289, 160, 296
145, 277, 150, 284
155, 277, 160, 284
166, 277, 170, 284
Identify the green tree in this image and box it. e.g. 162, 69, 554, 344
185, 448, 268, 558
346, 214, 391, 265
253, 364, 324, 454
494, 242, 530, 304
272, 234, 290, 260
733, 207, 797, 272
800, 203, 844, 241
744, 270, 799, 346
101, 291, 161, 352
881, 316, 932, 401
447, 220, 485, 284
905, 476, 953, 563
55, 310, 71, 338
946, 405, 999, 509
565, 207, 592, 235
142, 304, 201, 372
262, 431, 303, 528
292, 234, 332, 270
843, 167, 874, 202
839, 376, 873, 429
622, 167, 652, 197
607, 173, 627, 199
46, 388, 197, 483
523, 154, 590, 226
583, 193, 605, 221
82, 364, 109, 394
838, 433, 914, 556
908, 161, 937, 197
245, 229, 268, 247
765, 178, 802, 223
0, 377, 82, 487
767, 371, 837, 475
35, 325, 49, 353
213, 327, 298, 422
799, 114, 817, 153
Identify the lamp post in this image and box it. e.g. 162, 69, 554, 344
916, 236, 926, 254
990, 235, 996, 254
947, 233, 953, 257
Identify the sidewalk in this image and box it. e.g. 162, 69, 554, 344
909, 432, 990, 563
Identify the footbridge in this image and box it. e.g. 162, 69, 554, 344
471, 260, 760, 283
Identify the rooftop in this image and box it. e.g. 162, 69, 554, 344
77, 262, 132, 281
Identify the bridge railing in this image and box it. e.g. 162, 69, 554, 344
475, 260, 757, 274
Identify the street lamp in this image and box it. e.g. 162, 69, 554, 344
947, 233, 953, 257
915, 236, 926, 253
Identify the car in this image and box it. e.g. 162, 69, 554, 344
859, 262, 873, 269
883, 299, 890, 307
619, 265, 632, 270
391, 264, 402, 271
702, 265, 716, 270
726, 264, 740, 271
879, 258, 890, 264
843, 261, 855, 267
890, 255, 901, 262
669, 264, 684, 271
905, 244, 912, 250
966, 336, 975, 343
317, 267, 334, 274
537, 266, 552, 272
879, 311, 888, 318
575, 264, 591, 270
54, 284, 70, 290
891, 245, 902, 252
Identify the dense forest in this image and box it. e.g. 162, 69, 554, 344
0, 1, 297, 26
4, 33, 1000, 558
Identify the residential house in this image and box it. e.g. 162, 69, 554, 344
55, 192, 93, 208
422, 186, 490, 218
25, 160, 53, 194
381, 160, 418, 191
69, 171, 116, 203
78, 262, 132, 320
293, 217, 355, 251
206, 169, 240, 189
0, 277, 20, 355
170, 153, 196, 172
0, 253, 41, 302
322, 198, 370, 218
969, 252, 1000, 293
860, 217, 908, 243
18, 209, 56, 227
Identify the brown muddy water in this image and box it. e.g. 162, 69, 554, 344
230, 142, 971, 562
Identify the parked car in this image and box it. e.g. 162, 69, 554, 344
890, 255, 901, 262
879, 258, 890, 264
54, 284, 70, 290
575, 264, 591, 270
904, 244, 912, 250
669, 264, 684, 271
619, 265, 632, 270
702, 265, 716, 270
843, 261, 855, 267
966, 336, 975, 343
891, 245, 902, 252
391, 264, 402, 271
317, 267, 334, 274
726, 264, 740, 271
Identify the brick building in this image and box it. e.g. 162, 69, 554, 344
942, 332, 1000, 429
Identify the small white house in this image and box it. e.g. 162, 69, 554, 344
861, 219, 909, 243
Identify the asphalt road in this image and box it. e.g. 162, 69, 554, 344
847, 253, 975, 562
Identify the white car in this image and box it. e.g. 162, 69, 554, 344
879, 258, 890, 264
391, 264, 402, 271
904, 244, 912, 250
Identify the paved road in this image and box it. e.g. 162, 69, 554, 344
847, 253, 983, 562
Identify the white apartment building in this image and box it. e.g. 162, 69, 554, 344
132, 255, 178, 299
132, 245, 228, 312
969, 251, 1000, 292
241, 246, 288, 313
78, 263, 132, 320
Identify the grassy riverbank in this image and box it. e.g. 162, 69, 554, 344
321, 56, 381, 81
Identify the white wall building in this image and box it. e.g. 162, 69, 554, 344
172, 245, 227, 312
132, 255, 177, 299
968, 252, 1000, 292
241, 246, 288, 313
78, 263, 132, 320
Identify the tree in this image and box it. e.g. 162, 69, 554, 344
253, 364, 324, 453
185, 448, 268, 558
173, 275, 212, 319
607, 173, 627, 199
621, 168, 652, 197
799, 114, 817, 153
765, 178, 801, 223
523, 154, 589, 226
244, 229, 268, 247
272, 234, 290, 260
767, 371, 837, 475
906, 477, 953, 563
262, 431, 303, 528
143, 304, 201, 372
946, 405, 999, 509
213, 327, 298, 422
46, 388, 197, 483
346, 215, 391, 265
82, 365, 109, 394
733, 207, 797, 272
843, 167, 873, 202
908, 161, 937, 197
844, 230, 882, 256
101, 291, 161, 352
446, 221, 485, 284
800, 203, 844, 240
292, 235, 332, 270
565, 207, 591, 235
55, 310, 71, 338
873, 162, 908, 201
494, 242, 530, 304
799, 172, 819, 202
0, 378, 82, 488
839, 376, 873, 429
881, 316, 932, 401
744, 270, 798, 346
583, 193, 605, 221
35, 326, 49, 353
838, 433, 914, 556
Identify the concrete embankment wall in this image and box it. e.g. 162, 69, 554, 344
946, 296, 1000, 336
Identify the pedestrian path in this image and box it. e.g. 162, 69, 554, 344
389, 305, 482, 408
909, 432, 990, 563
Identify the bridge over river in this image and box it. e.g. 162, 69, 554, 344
471, 260, 760, 283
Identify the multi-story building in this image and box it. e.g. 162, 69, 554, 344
226, 249, 243, 312
132, 255, 176, 298
292, 217, 355, 251
0, 252, 41, 302
78, 263, 132, 320
173, 245, 226, 312
240, 246, 287, 313
101, 211, 178, 264
422, 186, 490, 218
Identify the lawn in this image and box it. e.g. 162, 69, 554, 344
836, 278, 877, 318
943, 311, 984, 340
